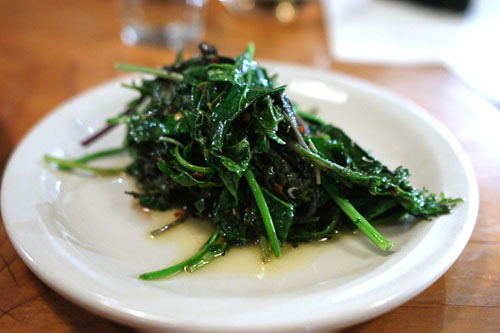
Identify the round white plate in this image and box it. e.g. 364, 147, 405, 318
1, 63, 478, 332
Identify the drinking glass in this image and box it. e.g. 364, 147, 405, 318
120, 0, 207, 48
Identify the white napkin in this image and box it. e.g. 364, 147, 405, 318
322, 0, 500, 105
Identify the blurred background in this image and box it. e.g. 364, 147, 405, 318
1, 0, 500, 331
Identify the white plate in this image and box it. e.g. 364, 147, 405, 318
1, 63, 478, 332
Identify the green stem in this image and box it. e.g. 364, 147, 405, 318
259, 235, 271, 263
140, 229, 221, 280
120, 82, 143, 92
73, 147, 127, 164
322, 177, 393, 251
159, 136, 185, 148
107, 116, 131, 125
115, 63, 183, 82
293, 143, 344, 172
292, 143, 391, 187
244, 169, 281, 258
173, 146, 215, 175
150, 212, 189, 237
44, 154, 126, 175
246, 43, 255, 61
282, 111, 309, 149
237, 43, 255, 108
185, 243, 228, 273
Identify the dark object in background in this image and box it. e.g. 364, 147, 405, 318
403, 0, 470, 12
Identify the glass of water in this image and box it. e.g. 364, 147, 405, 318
120, 0, 207, 48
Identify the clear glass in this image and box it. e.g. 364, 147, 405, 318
120, 0, 207, 48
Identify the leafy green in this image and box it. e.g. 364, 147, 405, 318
45, 43, 461, 280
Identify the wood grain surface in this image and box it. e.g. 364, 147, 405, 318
1, 0, 499, 331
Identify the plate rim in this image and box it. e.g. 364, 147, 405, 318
1, 62, 479, 331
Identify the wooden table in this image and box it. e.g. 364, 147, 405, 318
1, 0, 499, 331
